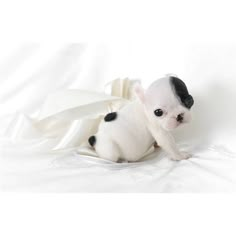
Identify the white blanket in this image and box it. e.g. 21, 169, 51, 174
1, 44, 236, 192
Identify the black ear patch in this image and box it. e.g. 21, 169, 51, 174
88, 135, 96, 147
170, 76, 194, 109
104, 112, 117, 122
183, 94, 194, 109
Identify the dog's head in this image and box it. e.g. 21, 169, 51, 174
135, 75, 194, 131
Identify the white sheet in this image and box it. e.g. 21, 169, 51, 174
1, 44, 236, 192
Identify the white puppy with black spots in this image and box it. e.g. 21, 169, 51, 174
88, 75, 194, 162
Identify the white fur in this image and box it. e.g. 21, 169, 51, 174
93, 75, 192, 162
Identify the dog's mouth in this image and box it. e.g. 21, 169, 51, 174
164, 121, 183, 131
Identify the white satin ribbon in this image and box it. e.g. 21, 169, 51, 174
2, 78, 145, 159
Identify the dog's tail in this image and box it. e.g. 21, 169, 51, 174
88, 135, 96, 147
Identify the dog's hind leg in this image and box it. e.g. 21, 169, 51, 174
94, 135, 120, 162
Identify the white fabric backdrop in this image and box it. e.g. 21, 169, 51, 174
1, 43, 236, 192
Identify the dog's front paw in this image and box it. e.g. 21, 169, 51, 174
171, 152, 191, 161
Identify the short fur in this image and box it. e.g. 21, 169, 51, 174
88, 135, 96, 147
88, 75, 194, 162
104, 112, 117, 122
170, 76, 194, 109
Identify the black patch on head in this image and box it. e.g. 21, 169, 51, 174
170, 76, 194, 109
88, 135, 96, 147
104, 112, 117, 122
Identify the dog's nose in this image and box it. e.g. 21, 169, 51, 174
177, 114, 184, 122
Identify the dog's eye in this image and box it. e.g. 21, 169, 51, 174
154, 109, 163, 117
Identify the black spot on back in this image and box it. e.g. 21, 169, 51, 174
170, 76, 194, 109
88, 135, 96, 147
104, 112, 117, 122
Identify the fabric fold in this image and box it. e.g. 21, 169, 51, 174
2, 78, 146, 159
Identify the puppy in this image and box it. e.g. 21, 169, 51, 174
88, 75, 194, 162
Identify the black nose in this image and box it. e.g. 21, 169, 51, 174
177, 114, 184, 122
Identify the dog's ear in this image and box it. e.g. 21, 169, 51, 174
184, 94, 194, 109
134, 83, 145, 103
